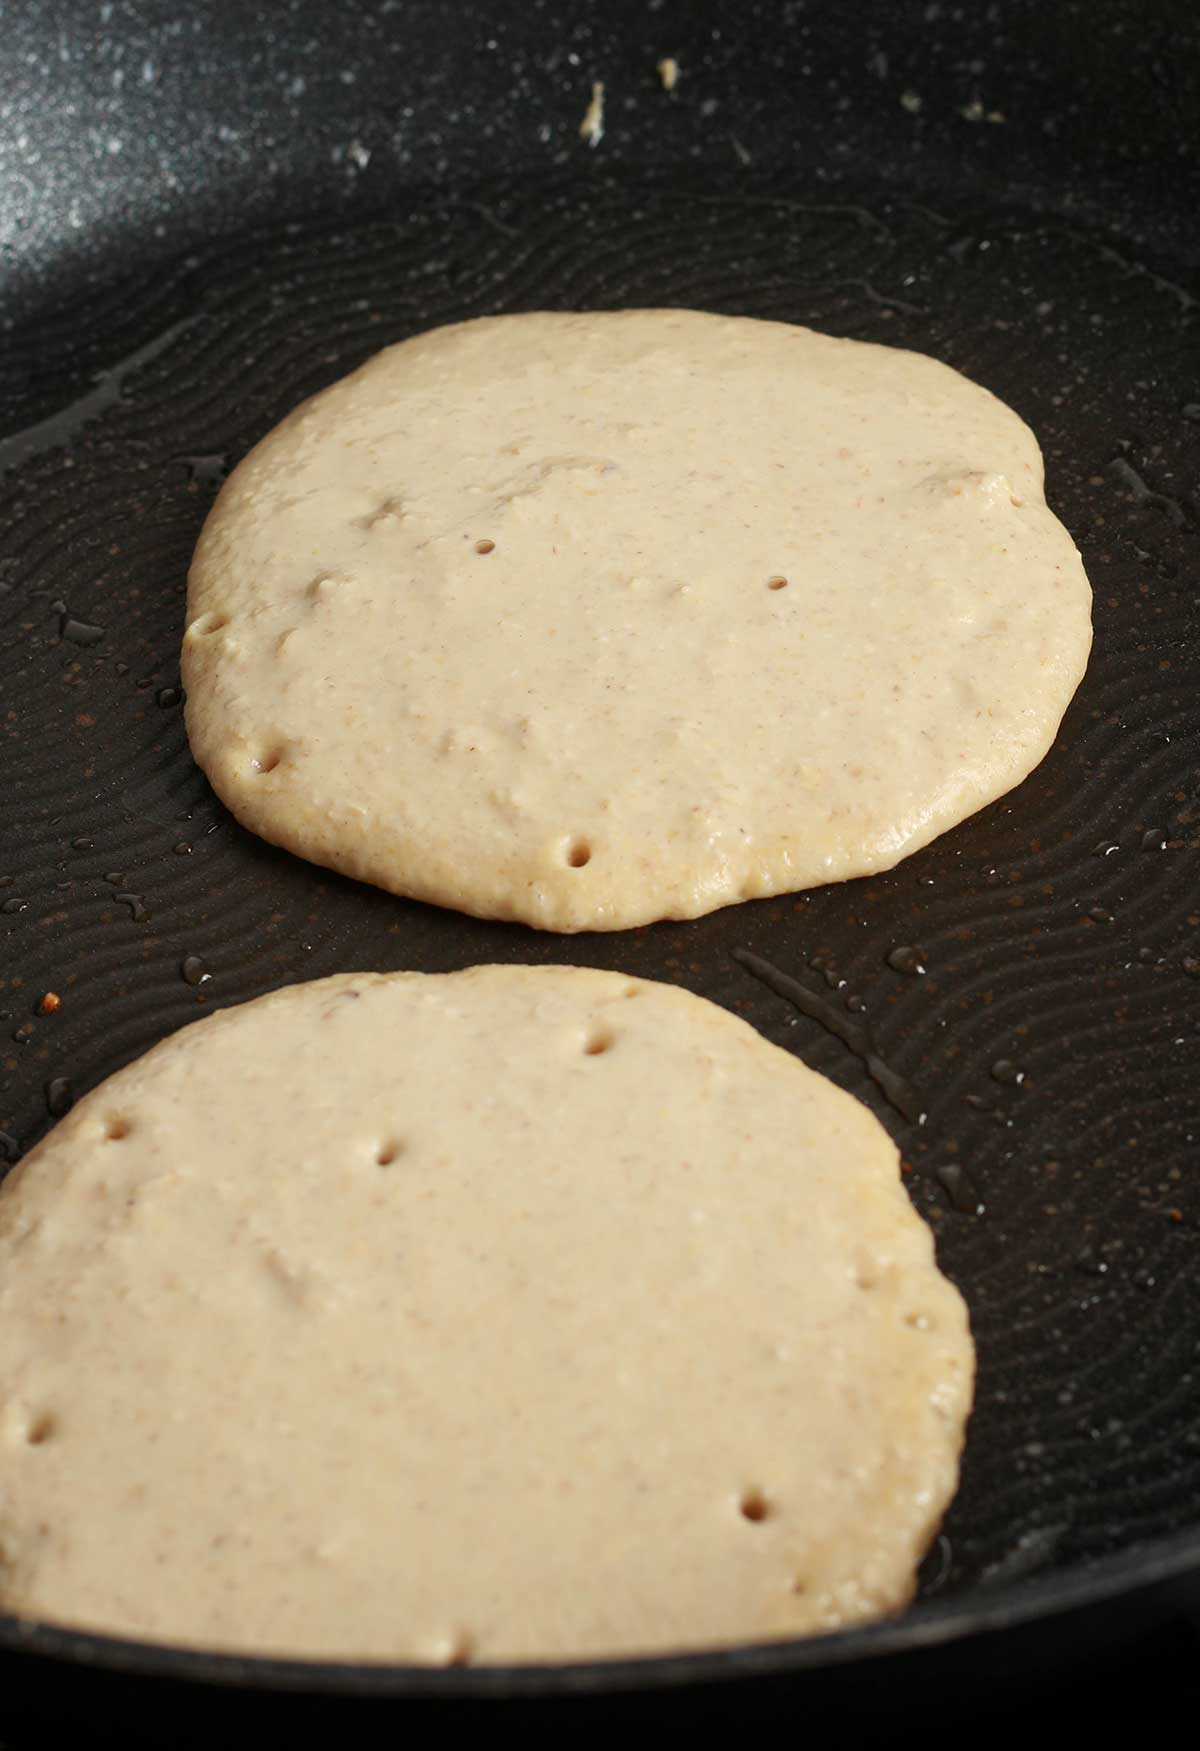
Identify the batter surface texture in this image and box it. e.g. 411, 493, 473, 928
0, 965, 973, 1663
182, 310, 1091, 931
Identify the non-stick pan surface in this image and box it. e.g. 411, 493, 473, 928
1, 0, 1198, 1734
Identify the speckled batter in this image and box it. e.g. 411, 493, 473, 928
0, 966, 972, 1664
182, 310, 1091, 932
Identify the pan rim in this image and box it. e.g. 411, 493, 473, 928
0, 1523, 1197, 1698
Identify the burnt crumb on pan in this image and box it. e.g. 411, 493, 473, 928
579, 81, 605, 147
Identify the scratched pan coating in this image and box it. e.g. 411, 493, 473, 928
0, 0, 1199, 1715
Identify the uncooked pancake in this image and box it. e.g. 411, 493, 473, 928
0, 966, 972, 1664
182, 309, 1092, 931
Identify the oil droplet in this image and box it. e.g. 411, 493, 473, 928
990, 1059, 1025, 1086
104, 871, 126, 886
12, 1022, 34, 1044
156, 686, 184, 709
71, 835, 95, 851
808, 954, 840, 989
45, 1078, 74, 1118
1141, 827, 1166, 851
964, 1092, 1007, 1121
180, 453, 229, 489
173, 841, 192, 856
1092, 840, 1119, 857
887, 945, 927, 975
921, 1533, 953, 1595
936, 1163, 983, 1214
115, 892, 149, 923
0, 896, 29, 914
1183, 957, 1200, 978
59, 614, 105, 647
1106, 455, 1188, 526
1087, 905, 1115, 924
845, 994, 866, 1013
180, 955, 211, 987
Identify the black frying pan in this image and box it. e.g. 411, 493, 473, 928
2, 0, 1199, 1737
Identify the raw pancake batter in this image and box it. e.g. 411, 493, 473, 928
0, 966, 973, 1663
182, 309, 1092, 930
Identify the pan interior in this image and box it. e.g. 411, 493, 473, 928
0, 0, 1198, 1682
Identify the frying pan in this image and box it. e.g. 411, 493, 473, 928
1, 0, 1198, 1736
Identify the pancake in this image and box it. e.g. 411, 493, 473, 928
181, 309, 1091, 931
0, 965, 973, 1662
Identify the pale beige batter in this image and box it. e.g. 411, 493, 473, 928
0, 966, 972, 1663
182, 309, 1092, 931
